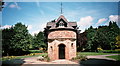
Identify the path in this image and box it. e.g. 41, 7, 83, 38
87, 54, 120, 61
20, 54, 120, 65
23, 57, 78, 64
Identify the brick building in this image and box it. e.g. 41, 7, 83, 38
44, 14, 78, 61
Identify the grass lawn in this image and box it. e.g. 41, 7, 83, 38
15, 53, 47, 59
1, 53, 47, 61
106, 55, 120, 61
78, 52, 119, 56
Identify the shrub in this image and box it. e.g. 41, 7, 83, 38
71, 57, 77, 60
37, 54, 50, 62
43, 54, 50, 62
45, 57, 50, 62
1, 56, 17, 61
77, 55, 87, 61
71, 55, 87, 61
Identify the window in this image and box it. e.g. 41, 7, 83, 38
59, 21, 64, 27
51, 46, 53, 51
71, 43, 73, 47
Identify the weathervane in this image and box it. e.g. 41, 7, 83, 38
61, 2, 63, 14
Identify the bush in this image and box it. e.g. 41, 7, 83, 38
29, 50, 43, 53
45, 56, 50, 62
37, 54, 50, 62
99, 50, 120, 53
71, 55, 87, 61
43, 54, 50, 62
1, 56, 17, 61
37, 56, 44, 61
71, 57, 77, 60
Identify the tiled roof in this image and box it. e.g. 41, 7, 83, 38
46, 15, 77, 30
68, 22, 77, 26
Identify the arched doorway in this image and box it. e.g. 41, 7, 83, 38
58, 44, 65, 59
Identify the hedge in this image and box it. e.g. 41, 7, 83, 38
29, 50, 43, 53
99, 50, 120, 53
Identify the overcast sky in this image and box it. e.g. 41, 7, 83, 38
1, 2, 119, 35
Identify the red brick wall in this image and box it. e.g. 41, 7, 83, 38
48, 30, 76, 61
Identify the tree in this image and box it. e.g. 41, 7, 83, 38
116, 35, 120, 49
77, 31, 87, 52
2, 27, 14, 56
84, 26, 97, 51
107, 21, 120, 49
11, 23, 31, 53
79, 21, 120, 52
2, 23, 32, 56
33, 31, 47, 52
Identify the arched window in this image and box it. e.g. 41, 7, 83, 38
71, 43, 73, 47
51, 46, 53, 51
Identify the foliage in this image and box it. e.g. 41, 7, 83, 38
11, 23, 31, 51
97, 48, 103, 52
1, 56, 17, 61
2, 27, 14, 56
71, 55, 87, 61
37, 54, 50, 62
79, 21, 120, 51
77, 31, 87, 52
116, 35, 120, 48
2, 23, 32, 56
2, 22, 47, 56
41, 54, 50, 62
45, 56, 50, 62
84, 26, 97, 52
32, 32, 47, 52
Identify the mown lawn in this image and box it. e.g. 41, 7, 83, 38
1, 53, 47, 61
14, 53, 47, 59
106, 55, 120, 61
78, 52, 119, 56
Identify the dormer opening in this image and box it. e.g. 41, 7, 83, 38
59, 21, 64, 27
56, 18, 67, 28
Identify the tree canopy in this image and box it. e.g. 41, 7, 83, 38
2, 22, 46, 56
77, 21, 120, 52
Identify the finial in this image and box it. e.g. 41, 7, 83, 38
61, 2, 63, 14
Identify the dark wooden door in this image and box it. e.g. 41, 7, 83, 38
59, 44, 65, 59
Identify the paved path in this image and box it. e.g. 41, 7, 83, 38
23, 58, 78, 64
87, 54, 120, 61
51, 60, 78, 64
21, 54, 120, 64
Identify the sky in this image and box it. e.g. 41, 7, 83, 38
1, 2, 119, 35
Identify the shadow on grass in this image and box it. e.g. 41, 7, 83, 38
79, 58, 120, 66
2, 59, 25, 66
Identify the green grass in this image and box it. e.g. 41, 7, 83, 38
78, 52, 118, 56
15, 53, 47, 59
1, 53, 47, 61
106, 55, 120, 61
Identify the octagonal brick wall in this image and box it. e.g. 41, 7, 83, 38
48, 30, 77, 60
